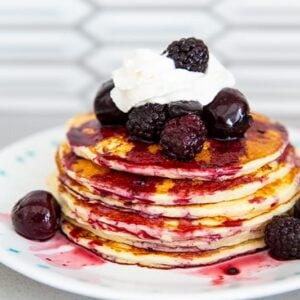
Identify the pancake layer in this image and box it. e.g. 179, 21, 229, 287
66, 113, 288, 180
59, 168, 300, 219
57, 142, 294, 205
50, 177, 299, 243
62, 219, 265, 269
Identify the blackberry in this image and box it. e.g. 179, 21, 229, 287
126, 103, 168, 143
264, 216, 300, 260
168, 100, 202, 119
94, 80, 128, 127
160, 114, 207, 161
163, 37, 209, 73
203, 88, 253, 140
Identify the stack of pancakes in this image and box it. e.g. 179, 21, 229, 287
49, 112, 300, 268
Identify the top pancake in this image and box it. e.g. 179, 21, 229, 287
66, 113, 288, 180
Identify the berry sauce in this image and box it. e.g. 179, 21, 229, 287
66, 113, 288, 179
60, 144, 293, 204
221, 220, 243, 227
186, 251, 284, 285
2, 211, 289, 274
30, 232, 105, 269
0, 213, 11, 223
2, 212, 105, 269
66, 120, 126, 147
248, 197, 265, 204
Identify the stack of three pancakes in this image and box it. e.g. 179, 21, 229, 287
49, 112, 300, 268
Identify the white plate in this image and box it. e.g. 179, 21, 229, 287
0, 127, 299, 300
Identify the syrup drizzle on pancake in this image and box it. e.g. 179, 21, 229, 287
57, 142, 295, 204
66, 113, 288, 180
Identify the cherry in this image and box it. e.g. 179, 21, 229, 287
94, 80, 128, 127
167, 100, 202, 119
12, 191, 60, 241
203, 88, 253, 140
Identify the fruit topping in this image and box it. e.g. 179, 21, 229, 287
160, 114, 207, 161
226, 267, 240, 275
167, 100, 202, 119
264, 216, 300, 260
12, 191, 60, 241
163, 37, 209, 73
94, 80, 128, 127
126, 103, 168, 143
203, 88, 253, 140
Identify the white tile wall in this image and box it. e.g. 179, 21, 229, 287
215, 30, 300, 63
0, 30, 92, 61
84, 10, 222, 44
215, 0, 300, 26
0, 0, 299, 118
0, 0, 91, 26
0, 65, 92, 94
94, 0, 211, 7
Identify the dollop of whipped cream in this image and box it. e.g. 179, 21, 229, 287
111, 49, 235, 113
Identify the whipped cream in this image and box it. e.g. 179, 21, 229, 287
111, 49, 235, 113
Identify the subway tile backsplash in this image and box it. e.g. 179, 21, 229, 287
0, 0, 299, 118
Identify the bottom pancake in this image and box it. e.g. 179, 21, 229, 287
61, 219, 265, 269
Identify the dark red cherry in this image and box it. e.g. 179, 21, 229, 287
167, 100, 202, 119
12, 191, 60, 241
94, 80, 128, 127
295, 199, 300, 219
203, 88, 253, 140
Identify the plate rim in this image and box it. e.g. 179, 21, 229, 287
1, 245, 300, 300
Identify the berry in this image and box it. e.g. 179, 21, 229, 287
226, 267, 240, 276
264, 216, 300, 260
126, 103, 168, 143
94, 80, 128, 127
168, 100, 202, 119
203, 88, 253, 140
160, 114, 207, 161
163, 37, 209, 73
12, 191, 60, 241
294, 199, 300, 219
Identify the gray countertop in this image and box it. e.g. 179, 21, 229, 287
1, 112, 299, 300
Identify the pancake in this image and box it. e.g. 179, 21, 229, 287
62, 219, 265, 269
54, 109, 299, 268
61, 213, 264, 252
59, 167, 300, 219
66, 113, 289, 180
57, 142, 295, 205
49, 176, 300, 244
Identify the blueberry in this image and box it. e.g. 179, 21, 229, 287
12, 191, 60, 241
203, 88, 253, 140
94, 80, 128, 127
